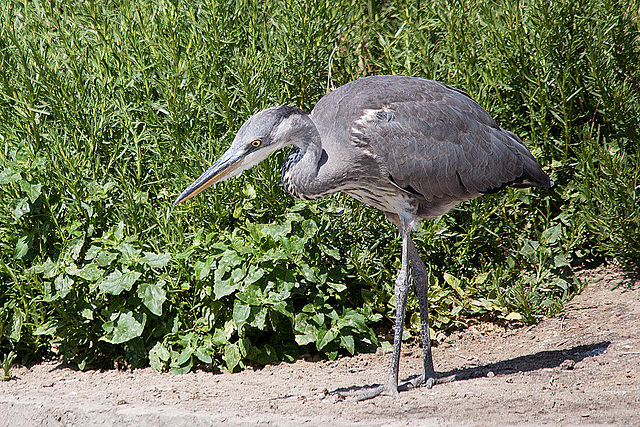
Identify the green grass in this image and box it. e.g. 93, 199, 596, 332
0, 0, 638, 372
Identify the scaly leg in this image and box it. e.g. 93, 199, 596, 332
407, 239, 436, 387
382, 223, 412, 396
341, 217, 413, 401
406, 239, 456, 389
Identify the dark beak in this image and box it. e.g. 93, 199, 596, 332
174, 148, 245, 205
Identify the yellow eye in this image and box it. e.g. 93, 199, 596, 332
251, 139, 261, 148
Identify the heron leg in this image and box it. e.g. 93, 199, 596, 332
382, 224, 412, 397
405, 239, 456, 389
339, 217, 412, 401
407, 239, 435, 388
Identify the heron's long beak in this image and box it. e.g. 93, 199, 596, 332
174, 148, 246, 205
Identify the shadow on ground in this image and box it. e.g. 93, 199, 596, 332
332, 341, 610, 396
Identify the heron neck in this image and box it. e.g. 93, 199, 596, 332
281, 115, 325, 199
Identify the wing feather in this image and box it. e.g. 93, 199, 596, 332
309, 76, 551, 217
358, 97, 543, 204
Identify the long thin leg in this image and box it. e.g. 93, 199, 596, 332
337, 215, 454, 401
383, 223, 412, 396
407, 239, 435, 387
340, 217, 412, 401
406, 239, 456, 389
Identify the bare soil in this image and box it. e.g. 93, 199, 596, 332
1, 267, 638, 426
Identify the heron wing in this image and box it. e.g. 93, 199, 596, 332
352, 92, 548, 204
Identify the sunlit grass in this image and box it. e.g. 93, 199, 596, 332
0, 0, 638, 371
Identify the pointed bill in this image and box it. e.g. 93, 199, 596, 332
174, 148, 246, 205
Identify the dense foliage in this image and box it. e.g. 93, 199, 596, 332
0, 0, 638, 372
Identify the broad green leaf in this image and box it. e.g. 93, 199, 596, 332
257, 221, 291, 240
140, 252, 171, 268
137, 282, 167, 316
66, 263, 103, 282
542, 225, 562, 244
85, 246, 101, 261
223, 343, 241, 371
249, 306, 267, 330
233, 303, 251, 330
9, 308, 23, 341
340, 334, 355, 355
301, 219, 318, 236
236, 283, 263, 305
19, 180, 41, 203
0, 167, 21, 184
553, 277, 570, 291
320, 244, 341, 259
285, 212, 304, 222
311, 313, 325, 326
244, 265, 264, 285
214, 277, 238, 299
443, 273, 465, 297
175, 347, 194, 365
316, 327, 338, 351
99, 269, 141, 295
554, 254, 570, 267
194, 255, 215, 280
41, 258, 58, 279
271, 300, 292, 318
257, 248, 287, 263
34, 321, 57, 336
54, 275, 73, 300
169, 359, 194, 374
69, 237, 84, 260
300, 263, 316, 282
149, 343, 171, 372
211, 328, 228, 346
12, 197, 30, 220
282, 235, 306, 254
105, 311, 146, 344
194, 346, 213, 364
326, 281, 347, 292
95, 251, 118, 267
230, 267, 244, 283
217, 250, 242, 274
519, 239, 540, 257
14, 234, 32, 259
295, 333, 316, 346
81, 202, 94, 218
337, 309, 366, 329
237, 337, 251, 357
119, 243, 141, 264
113, 221, 125, 242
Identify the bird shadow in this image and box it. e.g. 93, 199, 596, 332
331, 341, 610, 396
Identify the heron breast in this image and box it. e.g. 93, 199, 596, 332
344, 182, 416, 217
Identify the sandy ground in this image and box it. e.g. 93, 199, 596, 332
1, 266, 638, 426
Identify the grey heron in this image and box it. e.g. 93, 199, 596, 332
174, 75, 553, 400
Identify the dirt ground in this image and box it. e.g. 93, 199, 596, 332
1, 266, 638, 426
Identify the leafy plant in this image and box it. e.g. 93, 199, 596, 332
0, 0, 637, 373
1, 351, 16, 381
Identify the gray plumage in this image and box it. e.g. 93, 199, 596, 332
175, 75, 553, 400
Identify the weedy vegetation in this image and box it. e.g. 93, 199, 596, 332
0, 0, 638, 373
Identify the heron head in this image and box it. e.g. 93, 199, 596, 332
174, 106, 307, 205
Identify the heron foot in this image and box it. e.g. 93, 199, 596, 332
405, 373, 457, 390
335, 373, 458, 401
336, 382, 399, 402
